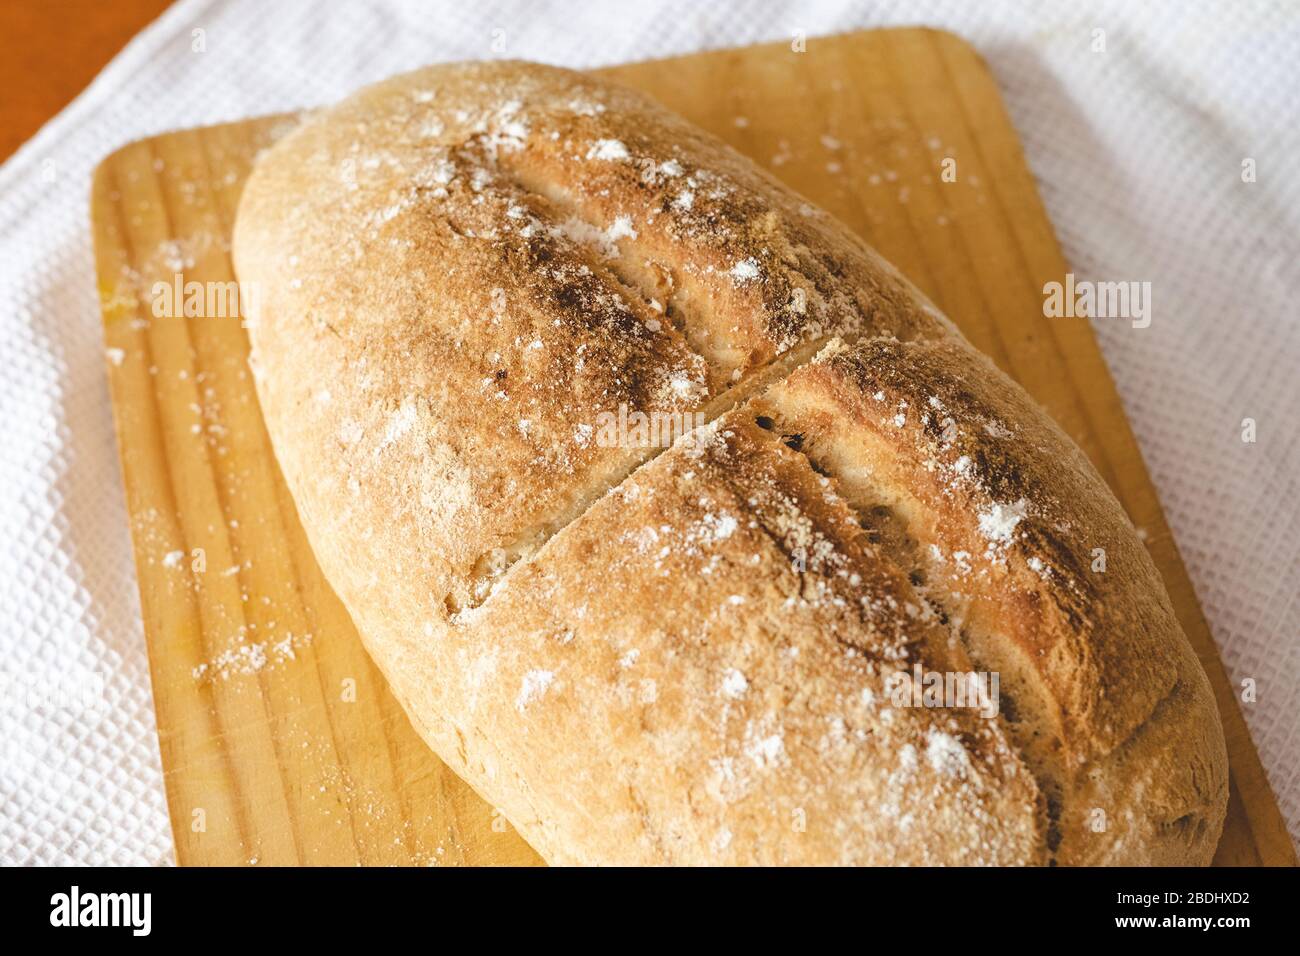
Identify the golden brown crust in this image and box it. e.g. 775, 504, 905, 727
233, 60, 1227, 865
756, 337, 1227, 864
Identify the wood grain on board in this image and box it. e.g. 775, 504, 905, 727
91, 28, 1294, 866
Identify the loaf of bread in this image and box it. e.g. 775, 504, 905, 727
233, 61, 1228, 865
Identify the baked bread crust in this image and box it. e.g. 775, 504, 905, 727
233, 60, 1228, 865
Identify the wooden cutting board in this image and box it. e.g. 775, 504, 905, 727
91, 27, 1294, 867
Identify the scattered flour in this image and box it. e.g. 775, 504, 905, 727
515, 669, 555, 711
977, 498, 1028, 548
586, 138, 630, 161
729, 258, 761, 283
925, 729, 972, 779
721, 668, 749, 699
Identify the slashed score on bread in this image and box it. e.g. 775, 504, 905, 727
233, 61, 1228, 865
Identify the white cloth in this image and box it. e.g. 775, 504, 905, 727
1, 0, 1295, 865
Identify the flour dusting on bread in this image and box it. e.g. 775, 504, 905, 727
234, 61, 1228, 866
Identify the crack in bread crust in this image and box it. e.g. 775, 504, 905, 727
744, 394, 1063, 860
449, 332, 840, 616
752, 336, 1227, 864
446, 410, 1048, 864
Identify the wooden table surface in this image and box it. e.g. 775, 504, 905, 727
0, 0, 173, 162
